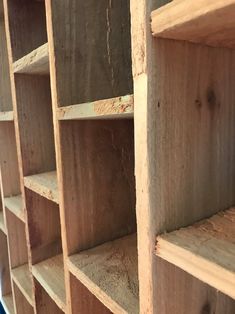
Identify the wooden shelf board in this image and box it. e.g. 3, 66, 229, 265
4, 195, 24, 222
13, 43, 49, 75
32, 254, 66, 312
24, 171, 59, 204
11, 263, 34, 306
68, 234, 139, 314
156, 207, 235, 299
151, 0, 235, 48
0, 211, 6, 234
1, 293, 15, 314
0, 111, 13, 122
57, 95, 134, 120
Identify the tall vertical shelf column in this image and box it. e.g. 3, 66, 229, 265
131, 0, 235, 313
3, 0, 64, 312
45, 1, 138, 313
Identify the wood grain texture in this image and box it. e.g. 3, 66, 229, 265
24, 171, 58, 204
32, 254, 66, 312
13, 282, 34, 314
11, 263, 33, 306
68, 234, 138, 314
59, 120, 136, 255
14, 74, 55, 176
26, 189, 62, 265
5, 208, 28, 268
57, 95, 134, 120
151, 0, 235, 48
0, 17, 12, 111
131, 0, 235, 312
0, 111, 13, 121
5, 0, 47, 61
13, 42, 49, 75
0, 210, 6, 233
69, 274, 112, 314
34, 279, 64, 314
1, 293, 15, 314
156, 207, 235, 299
46, 0, 133, 107
156, 257, 235, 314
4, 195, 24, 222
0, 122, 21, 197
0, 230, 11, 296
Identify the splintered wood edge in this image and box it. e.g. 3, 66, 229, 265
67, 258, 126, 314
13, 43, 49, 75
0, 111, 14, 121
24, 175, 59, 204
156, 236, 235, 299
57, 94, 134, 120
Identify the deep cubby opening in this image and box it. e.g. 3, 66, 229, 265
60, 119, 136, 255
6, 0, 47, 61
13, 282, 34, 314
14, 74, 56, 176
69, 273, 112, 314
0, 230, 12, 298
34, 279, 64, 314
49, 0, 133, 107
26, 189, 62, 265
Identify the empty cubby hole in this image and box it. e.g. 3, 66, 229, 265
6, 0, 47, 61
25, 189, 62, 265
14, 74, 56, 176
48, 0, 133, 107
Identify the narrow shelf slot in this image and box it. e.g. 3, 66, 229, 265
156, 207, 235, 299
32, 254, 66, 312
151, 0, 235, 48
24, 171, 58, 204
1, 293, 15, 314
4, 195, 24, 222
11, 263, 33, 306
57, 95, 134, 120
0, 111, 13, 122
13, 43, 49, 75
0, 211, 6, 234
68, 234, 139, 314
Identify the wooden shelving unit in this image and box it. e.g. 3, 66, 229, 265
0, 0, 234, 313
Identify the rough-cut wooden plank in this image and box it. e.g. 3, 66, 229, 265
0, 210, 6, 233
2, 293, 15, 314
68, 234, 139, 314
57, 95, 134, 120
24, 171, 58, 204
151, 0, 235, 48
0, 111, 13, 121
11, 263, 33, 306
156, 207, 235, 299
4, 195, 24, 222
32, 254, 66, 312
13, 43, 49, 75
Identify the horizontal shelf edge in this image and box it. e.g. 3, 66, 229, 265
57, 95, 134, 120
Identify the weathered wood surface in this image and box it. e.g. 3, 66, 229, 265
68, 234, 139, 314
13, 43, 49, 75
12, 263, 33, 306
151, 0, 235, 48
